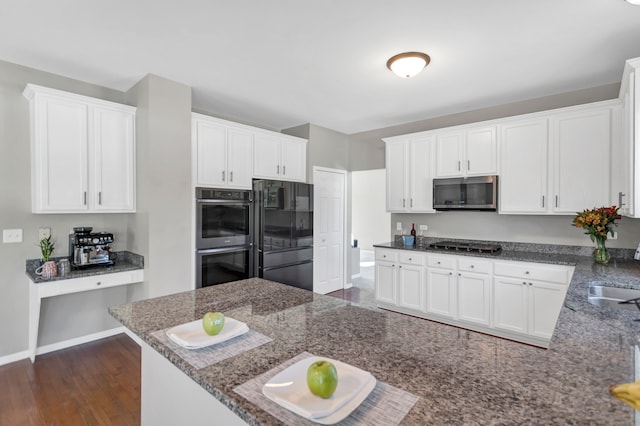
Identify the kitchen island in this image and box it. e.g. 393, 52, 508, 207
110, 268, 640, 425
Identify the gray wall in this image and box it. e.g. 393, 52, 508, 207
126, 75, 193, 300
0, 60, 133, 356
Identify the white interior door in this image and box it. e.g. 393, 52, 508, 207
313, 167, 346, 294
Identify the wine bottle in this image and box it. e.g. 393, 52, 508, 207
410, 223, 416, 246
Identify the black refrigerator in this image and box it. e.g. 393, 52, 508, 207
253, 179, 313, 291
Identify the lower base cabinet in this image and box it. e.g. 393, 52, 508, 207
374, 248, 574, 348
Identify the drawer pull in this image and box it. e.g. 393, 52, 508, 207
96, 281, 102, 286
437, 261, 441, 265
408, 257, 412, 261
470, 265, 474, 268
525, 271, 530, 275
522, 281, 527, 285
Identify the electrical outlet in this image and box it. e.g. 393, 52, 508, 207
610, 231, 618, 240
396, 222, 403, 231
38, 227, 51, 240
419, 225, 428, 231
3, 228, 23, 243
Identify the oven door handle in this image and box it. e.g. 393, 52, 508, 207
196, 199, 252, 206
197, 245, 253, 255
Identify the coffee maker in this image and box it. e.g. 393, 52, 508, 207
68, 227, 116, 269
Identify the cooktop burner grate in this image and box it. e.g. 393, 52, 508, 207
429, 240, 502, 254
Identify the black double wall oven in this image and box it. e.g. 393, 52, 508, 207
195, 187, 254, 288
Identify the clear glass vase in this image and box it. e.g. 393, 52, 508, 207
594, 236, 610, 265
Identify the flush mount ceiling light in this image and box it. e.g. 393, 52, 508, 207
625, 0, 640, 4
386, 52, 431, 78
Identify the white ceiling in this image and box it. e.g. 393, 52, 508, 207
2, 1, 640, 134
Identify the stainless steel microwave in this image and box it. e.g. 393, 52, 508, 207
433, 176, 498, 211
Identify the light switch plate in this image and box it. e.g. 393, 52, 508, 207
3, 228, 23, 243
396, 222, 403, 231
419, 225, 428, 231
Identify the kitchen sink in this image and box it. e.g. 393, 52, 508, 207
588, 285, 640, 312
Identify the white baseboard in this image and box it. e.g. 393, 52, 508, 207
344, 282, 353, 289
0, 350, 30, 366
0, 326, 128, 366
351, 273, 361, 279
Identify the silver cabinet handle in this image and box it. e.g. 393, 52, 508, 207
458, 272, 461, 276
399, 265, 402, 269
83, 191, 87, 205
449, 272, 453, 276
403, 199, 406, 208
457, 160, 461, 171
529, 282, 532, 286
467, 160, 470, 171
619, 191, 626, 208
283, 165, 286, 175
98, 192, 102, 205
96, 281, 102, 286
555, 195, 558, 208
525, 271, 530, 275
522, 281, 527, 285
230, 171, 233, 182
277, 165, 280, 174
470, 265, 474, 268
410, 198, 413, 208
542, 195, 545, 208
222, 171, 225, 181
437, 261, 441, 264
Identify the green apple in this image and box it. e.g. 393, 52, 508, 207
202, 312, 225, 336
307, 360, 338, 398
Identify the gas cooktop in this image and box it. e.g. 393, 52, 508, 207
428, 240, 502, 254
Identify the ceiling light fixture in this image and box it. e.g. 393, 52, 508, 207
386, 52, 431, 78
625, 0, 640, 4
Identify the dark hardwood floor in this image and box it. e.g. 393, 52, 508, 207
0, 334, 141, 426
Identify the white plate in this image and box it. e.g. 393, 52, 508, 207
262, 356, 376, 424
165, 317, 249, 349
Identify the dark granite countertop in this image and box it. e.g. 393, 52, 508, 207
110, 253, 640, 425
25, 251, 144, 283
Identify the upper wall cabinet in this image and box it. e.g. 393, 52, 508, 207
499, 118, 549, 214
435, 125, 497, 178
192, 114, 253, 189
253, 132, 307, 182
498, 102, 615, 215
23, 84, 136, 214
612, 57, 640, 217
384, 136, 434, 213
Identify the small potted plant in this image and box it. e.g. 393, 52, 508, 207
36, 236, 57, 278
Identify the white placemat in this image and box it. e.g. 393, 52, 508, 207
233, 352, 420, 425
151, 327, 272, 370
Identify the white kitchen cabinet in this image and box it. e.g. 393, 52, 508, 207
426, 255, 457, 318
192, 115, 253, 189
551, 107, 611, 213
374, 249, 398, 305
613, 58, 640, 217
499, 118, 549, 214
435, 126, 497, 178
397, 252, 426, 312
456, 258, 492, 327
375, 249, 573, 348
254, 132, 307, 182
493, 260, 571, 341
383, 136, 434, 213
24, 84, 136, 213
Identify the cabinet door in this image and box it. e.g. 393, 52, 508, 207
465, 126, 497, 176
409, 138, 434, 212
280, 138, 306, 182
552, 108, 610, 213
397, 264, 425, 311
33, 95, 89, 213
435, 131, 464, 177
375, 261, 396, 304
528, 281, 566, 339
457, 272, 491, 326
253, 133, 282, 179
386, 141, 407, 211
195, 120, 227, 187
92, 106, 135, 211
492, 277, 528, 334
226, 128, 253, 189
499, 118, 549, 214
426, 268, 456, 318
